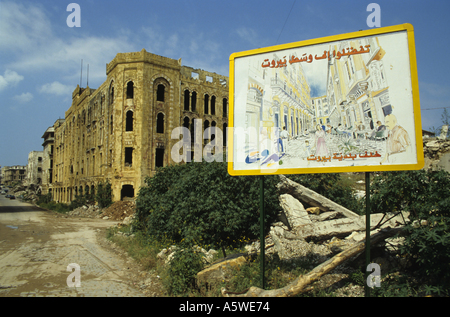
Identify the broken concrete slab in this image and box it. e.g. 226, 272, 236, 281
294, 213, 390, 241
279, 194, 312, 228
277, 175, 359, 219
317, 211, 342, 221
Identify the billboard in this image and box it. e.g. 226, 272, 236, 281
228, 23, 423, 176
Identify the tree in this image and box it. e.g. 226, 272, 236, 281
95, 181, 113, 208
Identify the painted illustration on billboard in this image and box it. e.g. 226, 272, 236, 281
229, 24, 423, 175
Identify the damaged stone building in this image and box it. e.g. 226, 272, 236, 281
25, 150, 44, 186
49, 49, 228, 203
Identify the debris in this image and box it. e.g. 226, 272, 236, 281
100, 201, 135, 221
279, 194, 312, 228
277, 175, 359, 219
221, 227, 404, 297
67, 205, 101, 218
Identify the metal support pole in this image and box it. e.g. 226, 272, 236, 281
365, 171, 371, 297
260, 175, 265, 290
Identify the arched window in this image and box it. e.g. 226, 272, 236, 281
204, 94, 209, 114
126, 110, 133, 131
204, 120, 210, 141
211, 96, 216, 115
183, 117, 190, 130
157, 84, 165, 102
109, 84, 114, 105
191, 91, 197, 112
223, 123, 227, 145
191, 118, 195, 142
211, 121, 216, 141
223, 98, 227, 117
157, 113, 164, 133
184, 90, 190, 111
126, 81, 134, 99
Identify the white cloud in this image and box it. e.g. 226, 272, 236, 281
0, 1, 52, 52
13, 92, 33, 103
39, 81, 73, 96
0, 69, 24, 91
0, 1, 134, 87
235, 27, 261, 48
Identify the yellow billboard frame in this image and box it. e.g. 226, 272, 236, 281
228, 23, 423, 176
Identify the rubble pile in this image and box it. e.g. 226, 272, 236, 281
10, 183, 40, 202
68, 205, 102, 218
197, 175, 409, 290
266, 176, 408, 259
100, 201, 136, 221
423, 138, 450, 172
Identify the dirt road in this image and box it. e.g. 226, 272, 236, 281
0, 195, 149, 297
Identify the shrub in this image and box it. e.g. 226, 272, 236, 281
96, 181, 113, 208
162, 247, 205, 296
370, 169, 450, 295
37, 193, 52, 205
69, 194, 87, 210
135, 160, 281, 253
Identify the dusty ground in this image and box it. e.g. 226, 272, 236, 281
0, 196, 159, 297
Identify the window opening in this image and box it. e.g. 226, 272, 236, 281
157, 113, 164, 133
155, 148, 164, 167
204, 94, 209, 114
191, 91, 197, 112
223, 98, 227, 117
157, 84, 165, 102
121, 185, 135, 200
126, 81, 134, 99
184, 90, 190, 111
126, 110, 133, 131
211, 96, 216, 115
125, 147, 133, 167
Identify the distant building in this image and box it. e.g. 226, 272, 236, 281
2, 166, 27, 186
422, 129, 436, 138
26, 151, 44, 189
41, 124, 57, 196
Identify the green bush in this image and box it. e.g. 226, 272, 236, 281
135, 160, 281, 253
39, 201, 71, 213
370, 170, 450, 296
37, 193, 52, 205
162, 247, 205, 296
69, 194, 87, 210
96, 181, 113, 208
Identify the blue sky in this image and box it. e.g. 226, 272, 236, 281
1, 0, 449, 167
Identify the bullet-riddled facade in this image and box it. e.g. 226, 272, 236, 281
52, 49, 228, 203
